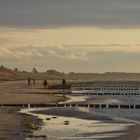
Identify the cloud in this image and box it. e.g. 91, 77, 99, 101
0, 46, 44, 59
1, 43, 140, 72
46, 46, 89, 60
0, 45, 89, 61
0, 0, 140, 28
0, 48, 12, 56
63, 44, 140, 53
1, 43, 140, 61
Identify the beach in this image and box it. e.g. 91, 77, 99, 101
1, 0, 140, 139
0, 108, 39, 140
20, 107, 137, 140
0, 80, 68, 139
0, 80, 140, 139
20, 93, 140, 140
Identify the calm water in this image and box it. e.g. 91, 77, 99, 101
22, 95, 140, 140
21, 107, 134, 140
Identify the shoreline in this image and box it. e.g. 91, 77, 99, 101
20, 107, 136, 140
0, 107, 42, 140
0, 80, 140, 140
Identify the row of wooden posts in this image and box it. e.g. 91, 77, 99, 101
1, 103, 140, 109
70, 92, 140, 96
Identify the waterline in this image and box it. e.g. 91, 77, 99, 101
20, 107, 134, 140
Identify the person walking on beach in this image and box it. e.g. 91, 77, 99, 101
43, 80, 48, 88
28, 78, 31, 86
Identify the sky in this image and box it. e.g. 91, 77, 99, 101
0, 0, 140, 72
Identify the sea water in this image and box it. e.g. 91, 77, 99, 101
21, 107, 134, 140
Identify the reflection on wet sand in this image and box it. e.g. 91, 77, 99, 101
21, 107, 134, 140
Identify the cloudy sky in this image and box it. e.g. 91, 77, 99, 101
1, 0, 140, 72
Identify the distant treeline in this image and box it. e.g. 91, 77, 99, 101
1, 65, 140, 81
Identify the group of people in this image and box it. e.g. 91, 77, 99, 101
27, 78, 48, 88
28, 78, 35, 86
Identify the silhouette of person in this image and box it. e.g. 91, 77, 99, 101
33, 79, 36, 85
43, 80, 48, 88
28, 78, 31, 86
62, 78, 66, 86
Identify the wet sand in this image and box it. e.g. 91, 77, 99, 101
1, 80, 140, 139
29, 107, 140, 140
0, 80, 69, 104
0, 80, 70, 94
20, 107, 136, 140
109, 125, 140, 140
0, 108, 38, 140
0, 93, 67, 104
0, 80, 68, 139
32, 107, 112, 121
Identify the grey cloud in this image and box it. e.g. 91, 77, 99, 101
0, 0, 140, 28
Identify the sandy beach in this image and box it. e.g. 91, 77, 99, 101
0, 81, 140, 139
1, 0, 140, 138
0, 108, 39, 140
0, 80, 69, 139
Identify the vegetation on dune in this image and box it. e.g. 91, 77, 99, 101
1, 65, 140, 81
